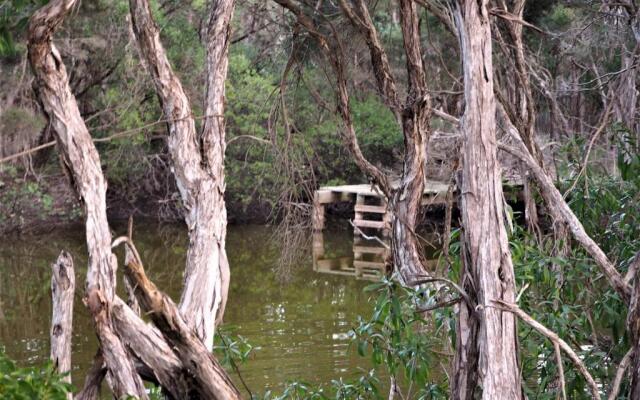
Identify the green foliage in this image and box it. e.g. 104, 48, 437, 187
0, 349, 73, 399
0, 0, 46, 61
264, 278, 448, 399
213, 325, 257, 368
260, 170, 639, 399
511, 172, 639, 398
542, 4, 575, 29
0, 107, 47, 145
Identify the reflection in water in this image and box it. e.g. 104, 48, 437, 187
0, 223, 375, 392
312, 231, 390, 281
313, 225, 441, 281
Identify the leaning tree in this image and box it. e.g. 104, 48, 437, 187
28, 0, 240, 397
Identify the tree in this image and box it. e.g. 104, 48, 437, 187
451, 1, 522, 398
27, 0, 240, 397
128, 0, 234, 352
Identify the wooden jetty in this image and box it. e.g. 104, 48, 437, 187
310, 179, 521, 280
311, 179, 452, 234
311, 179, 452, 280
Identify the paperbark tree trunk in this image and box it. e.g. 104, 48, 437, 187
28, 2, 148, 397
129, 0, 234, 351
29, 2, 239, 398
390, 0, 432, 282
454, 1, 522, 398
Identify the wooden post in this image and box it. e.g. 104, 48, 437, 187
50, 251, 75, 400
312, 191, 328, 231
354, 194, 365, 235
312, 231, 325, 272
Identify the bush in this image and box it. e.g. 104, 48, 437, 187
0, 350, 73, 400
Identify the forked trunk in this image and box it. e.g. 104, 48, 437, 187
129, 0, 235, 350
391, 0, 432, 282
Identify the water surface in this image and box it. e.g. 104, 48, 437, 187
0, 222, 376, 393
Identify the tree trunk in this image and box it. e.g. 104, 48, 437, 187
391, 0, 432, 282
50, 250, 74, 400
627, 264, 640, 398
451, 234, 479, 400
28, 1, 147, 397
454, 1, 522, 398
129, 0, 234, 350
124, 256, 241, 399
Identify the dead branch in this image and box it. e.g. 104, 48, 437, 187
122, 256, 241, 399
498, 139, 631, 303
608, 348, 633, 400
50, 251, 74, 400
563, 104, 614, 198
493, 300, 601, 400
554, 342, 567, 400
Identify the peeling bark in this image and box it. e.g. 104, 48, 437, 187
28, 1, 147, 397
454, 1, 522, 398
50, 250, 74, 400
129, 0, 234, 350
123, 257, 241, 399
390, 0, 432, 282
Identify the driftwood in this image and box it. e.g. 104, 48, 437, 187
50, 251, 75, 400
111, 297, 190, 399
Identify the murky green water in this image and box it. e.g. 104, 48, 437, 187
0, 222, 378, 393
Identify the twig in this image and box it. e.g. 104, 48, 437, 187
625, 252, 640, 284
348, 219, 390, 249
226, 134, 271, 146
431, 107, 460, 124
563, 104, 613, 198
416, 297, 461, 313
554, 342, 567, 400
0, 113, 224, 165
492, 300, 601, 400
111, 236, 144, 266
408, 275, 473, 307
217, 332, 254, 399
608, 348, 633, 400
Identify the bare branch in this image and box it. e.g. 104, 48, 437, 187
493, 300, 601, 400
608, 348, 633, 400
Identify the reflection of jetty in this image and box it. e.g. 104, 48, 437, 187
312, 232, 390, 281
311, 180, 450, 281
312, 231, 442, 281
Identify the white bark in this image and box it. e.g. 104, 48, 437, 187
50, 250, 74, 400
455, 1, 522, 398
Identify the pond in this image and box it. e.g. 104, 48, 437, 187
0, 221, 381, 394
